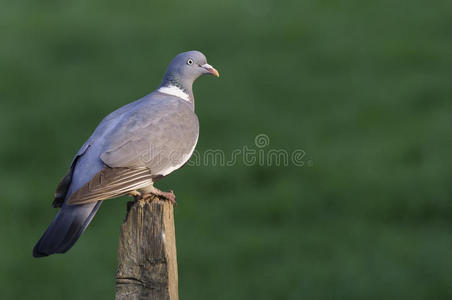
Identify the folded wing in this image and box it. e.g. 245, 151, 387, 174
66, 167, 154, 205
67, 96, 198, 206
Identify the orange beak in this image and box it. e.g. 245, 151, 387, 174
201, 63, 220, 77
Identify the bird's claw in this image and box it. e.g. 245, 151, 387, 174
137, 190, 176, 206
128, 188, 176, 205
156, 190, 177, 206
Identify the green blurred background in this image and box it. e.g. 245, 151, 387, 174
1, 0, 451, 299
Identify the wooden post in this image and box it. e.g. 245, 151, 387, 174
115, 197, 178, 300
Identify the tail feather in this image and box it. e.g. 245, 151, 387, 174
33, 201, 102, 258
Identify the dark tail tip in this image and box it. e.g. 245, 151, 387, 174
33, 241, 49, 258
32, 201, 102, 258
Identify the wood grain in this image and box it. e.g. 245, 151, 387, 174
115, 197, 178, 300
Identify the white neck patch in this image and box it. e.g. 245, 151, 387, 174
158, 85, 190, 102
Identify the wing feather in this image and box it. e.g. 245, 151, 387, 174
66, 167, 153, 205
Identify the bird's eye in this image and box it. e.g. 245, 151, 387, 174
187, 58, 194, 65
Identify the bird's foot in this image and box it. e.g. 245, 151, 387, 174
128, 190, 142, 201
142, 188, 176, 206
128, 190, 147, 207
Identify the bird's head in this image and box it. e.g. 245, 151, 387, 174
161, 50, 219, 89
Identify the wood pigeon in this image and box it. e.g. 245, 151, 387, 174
33, 50, 219, 257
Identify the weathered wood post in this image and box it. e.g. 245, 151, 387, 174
115, 197, 178, 300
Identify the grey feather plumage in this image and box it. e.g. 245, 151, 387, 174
100, 93, 199, 171
33, 50, 218, 257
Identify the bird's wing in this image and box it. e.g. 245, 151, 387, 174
66, 167, 153, 205
66, 95, 198, 206
100, 96, 199, 175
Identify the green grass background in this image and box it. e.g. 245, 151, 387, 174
1, 0, 451, 299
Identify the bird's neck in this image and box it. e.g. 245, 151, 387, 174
159, 74, 194, 106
